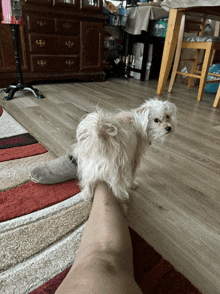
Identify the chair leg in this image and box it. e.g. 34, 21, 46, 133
168, 49, 181, 92
168, 14, 185, 93
197, 43, 214, 102
213, 83, 220, 107
210, 49, 216, 66
168, 41, 183, 93
187, 49, 201, 90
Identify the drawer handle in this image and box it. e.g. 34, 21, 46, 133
36, 40, 46, 47
66, 60, 74, 66
37, 60, 47, 67
65, 41, 74, 48
63, 23, 71, 29
37, 21, 46, 27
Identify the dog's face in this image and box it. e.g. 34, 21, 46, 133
135, 98, 177, 143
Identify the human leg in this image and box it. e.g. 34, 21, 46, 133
55, 182, 142, 294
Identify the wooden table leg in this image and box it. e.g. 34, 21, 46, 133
157, 9, 183, 95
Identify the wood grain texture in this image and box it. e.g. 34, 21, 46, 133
0, 78, 220, 294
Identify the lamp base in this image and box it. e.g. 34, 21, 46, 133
0, 24, 44, 100
1, 83, 45, 100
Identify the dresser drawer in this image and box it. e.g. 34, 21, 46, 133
26, 16, 56, 34
30, 55, 79, 72
56, 19, 79, 36
25, 0, 52, 4
29, 34, 79, 54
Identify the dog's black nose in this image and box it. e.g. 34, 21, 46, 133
165, 126, 171, 132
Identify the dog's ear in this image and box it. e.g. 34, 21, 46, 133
166, 103, 177, 120
135, 101, 150, 115
164, 101, 177, 113
171, 103, 177, 114
134, 102, 151, 134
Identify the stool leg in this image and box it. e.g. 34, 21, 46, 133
141, 41, 149, 81
157, 9, 183, 95
213, 83, 220, 107
197, 43, 213, 102
168, 14, 185, 93
210, 49, 216, 66
168, 42, 182, 92
187, 49, 201, 90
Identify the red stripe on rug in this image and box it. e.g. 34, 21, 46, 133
0, 133, 38, 149
0, 107, 3, 117
0, 143, 47, 162
0, 180, 80, 222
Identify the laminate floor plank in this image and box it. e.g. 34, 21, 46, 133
0, 78, 220, 294
0, 101, 66, 155
168, 132, 220, 164
29, 98, 85, 129
82, 80, 149, 104
58, 83, 110, 112
24, 106, 77, 150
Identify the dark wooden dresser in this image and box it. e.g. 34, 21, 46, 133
0, 0, 106, 88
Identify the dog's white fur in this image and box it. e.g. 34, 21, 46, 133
72, 98, 177, 204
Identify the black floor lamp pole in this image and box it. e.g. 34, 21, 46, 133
1, 24, 44, 100
11, 23, 23, 86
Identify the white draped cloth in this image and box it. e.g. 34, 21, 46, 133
125, 4, 169, 35
125, 1, 220, 36
161, 0, 220, 11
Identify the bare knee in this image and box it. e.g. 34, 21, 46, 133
56, 252, 142, 294
72, 255, 141, 293
78, 251, 122, 276
70, 250, 131, 287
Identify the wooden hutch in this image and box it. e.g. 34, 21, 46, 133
0, 0, 106, 88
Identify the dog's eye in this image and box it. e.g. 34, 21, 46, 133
166, 115, 170, 119
154, 118, 159, 123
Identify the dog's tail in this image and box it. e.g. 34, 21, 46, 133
98, 122, 118, 137
76, 111, 119, 151
97, 114, 120, 154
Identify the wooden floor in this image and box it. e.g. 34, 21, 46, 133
1, 78, 220, 294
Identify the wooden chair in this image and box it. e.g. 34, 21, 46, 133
168, 14, 220, 107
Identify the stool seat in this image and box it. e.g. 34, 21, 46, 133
183, 36, 220, 43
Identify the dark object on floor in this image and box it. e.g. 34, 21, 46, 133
104, 38, 124, 78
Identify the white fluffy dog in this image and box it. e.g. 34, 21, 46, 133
72, 98, 177, 204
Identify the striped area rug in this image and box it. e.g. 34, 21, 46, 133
0, 106, 201, 294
